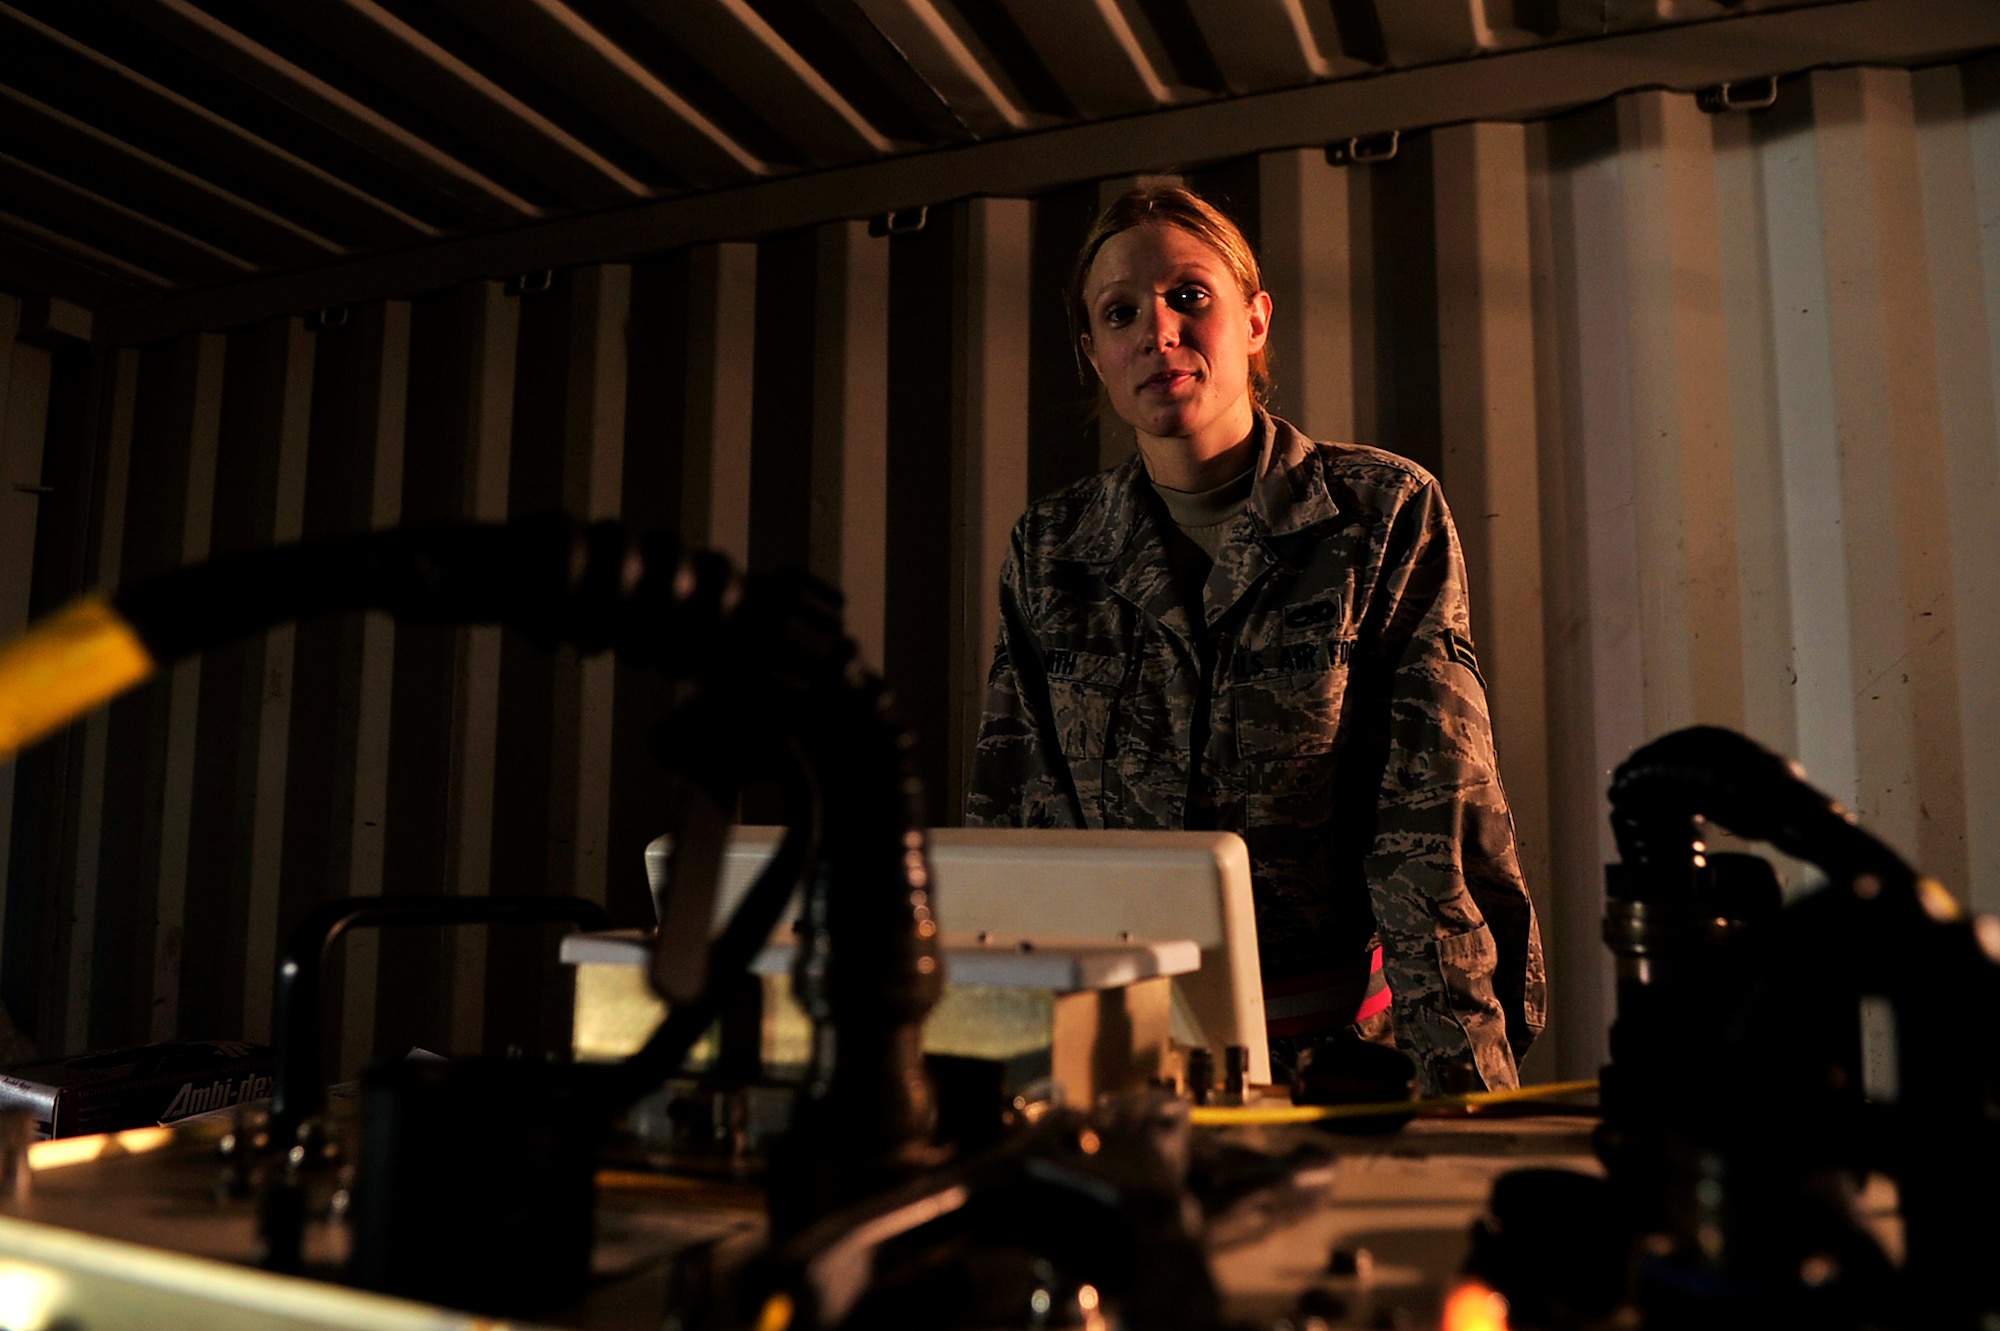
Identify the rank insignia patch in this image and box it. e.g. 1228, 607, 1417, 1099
1444, 629, 1486, 688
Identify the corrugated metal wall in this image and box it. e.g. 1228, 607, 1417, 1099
4, 57, 1998, 1084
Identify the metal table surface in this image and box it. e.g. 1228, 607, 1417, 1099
0, 1111, 1606, 1330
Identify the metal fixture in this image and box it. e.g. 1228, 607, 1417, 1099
1326, 131, 1399, 166
1696, 76, 1780, 113
867, 207, 929, 238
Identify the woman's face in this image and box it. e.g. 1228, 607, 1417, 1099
1080, 223, 1271, 456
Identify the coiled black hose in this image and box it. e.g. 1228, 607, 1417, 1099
1607, 725, 1915, 897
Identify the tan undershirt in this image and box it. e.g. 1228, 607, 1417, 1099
1146, 461, 1256, 645
1151, 463, 1256, 559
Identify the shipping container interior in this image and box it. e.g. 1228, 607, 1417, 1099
1, 0, 1997, 1098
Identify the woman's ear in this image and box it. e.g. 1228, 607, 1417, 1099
1079, 332, 1102, 381
1246, 290, 1272, 354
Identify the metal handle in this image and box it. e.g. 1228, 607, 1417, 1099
269, 895, 614, 1133
1326, 130, 1399, 166
867, 205, 928, 237
1696, 76, 1778, 114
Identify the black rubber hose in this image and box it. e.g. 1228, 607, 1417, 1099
1607, 725, 1916, 891
752, 663, 944, 1238
110, 514, 698, 667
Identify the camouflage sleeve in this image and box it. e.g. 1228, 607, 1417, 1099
964, 535, 1084, 829
1364, 478, 1546, 1094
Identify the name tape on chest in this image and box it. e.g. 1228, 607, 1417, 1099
1230, 638, 1356, 681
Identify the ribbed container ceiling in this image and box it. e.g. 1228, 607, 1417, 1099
0, 0, 1954, 322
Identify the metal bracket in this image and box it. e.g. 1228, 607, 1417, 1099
867, 205, 929, 237
1696, 76, 1778, 113
17, 295, 91, 347
1326, 130, 1399, 166
305, 306, 349, 332
505, 270, 554, 296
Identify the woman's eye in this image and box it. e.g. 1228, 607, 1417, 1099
1169, 286, 1210, 310
1101, 304, 1135, 327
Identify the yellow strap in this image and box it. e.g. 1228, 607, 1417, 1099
1188, 1078, 1600, 1126
1442, 1279, 1514, 1331
0, 595, 155, 762
1916, 877, 1962, 921
26, 1125, 175, 1172
754, 1293, 795, 1331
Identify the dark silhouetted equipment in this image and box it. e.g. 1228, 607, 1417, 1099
10, 517, 2000, 1330
1471, 725, 2000, 1330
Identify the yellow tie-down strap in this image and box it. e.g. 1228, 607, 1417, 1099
1188, 1078, 1600, 1126
0, 595, 155, 762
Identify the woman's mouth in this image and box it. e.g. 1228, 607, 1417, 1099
1141, 369, 1196, 391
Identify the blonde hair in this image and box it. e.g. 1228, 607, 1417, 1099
1067, 185, 1272, 406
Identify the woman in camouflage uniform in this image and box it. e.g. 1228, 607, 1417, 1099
965, 186, 1544, 1095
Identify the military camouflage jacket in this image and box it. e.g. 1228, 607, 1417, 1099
966, 413, 1545, 1094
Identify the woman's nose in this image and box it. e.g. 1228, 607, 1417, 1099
1143, 303, 1180, 352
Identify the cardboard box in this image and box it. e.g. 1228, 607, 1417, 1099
0, 1040, 274, 1139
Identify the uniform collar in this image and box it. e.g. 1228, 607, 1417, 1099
1042, 412, 1349, 641
1046, 411, 1345, 569
1250, 413, 1344, 539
